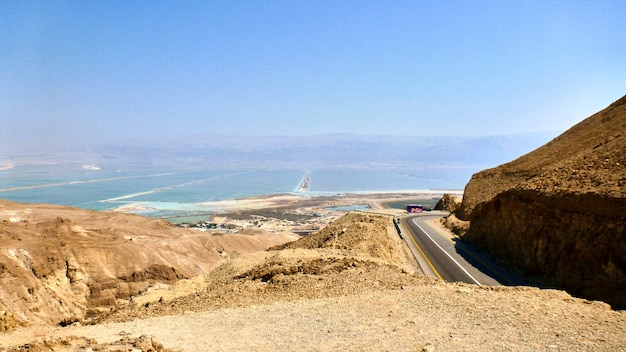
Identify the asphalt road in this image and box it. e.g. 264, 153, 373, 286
398, 213, 523, 286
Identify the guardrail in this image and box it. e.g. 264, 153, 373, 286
393, 216, 404, 239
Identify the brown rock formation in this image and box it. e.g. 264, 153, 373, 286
0, 200, 293, 328
2, 207, 626, 351
434, 193, 462, 212
10, 335, 174, 352
458, 95, 626, 308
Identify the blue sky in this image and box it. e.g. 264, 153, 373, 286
2, 1, 625, 145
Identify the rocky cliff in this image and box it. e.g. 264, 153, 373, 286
458, 95, 626, 308
0, 200, 293, 329
434, 193, 462, 212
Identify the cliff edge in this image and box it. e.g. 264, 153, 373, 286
458, 95, 626, 308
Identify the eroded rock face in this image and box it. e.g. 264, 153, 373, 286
0, 200, 289, 327
434, 194, 462, 212
458, 95, 626, 308
467, 190, 625, 307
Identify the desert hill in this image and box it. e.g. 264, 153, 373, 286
458, 94, 626, 308
1, 211, 625, 351
92, 212, 417, 323
0, 200, 294, 330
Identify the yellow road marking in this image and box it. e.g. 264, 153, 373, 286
414, 221, 482, 286
401, 219, 443, 281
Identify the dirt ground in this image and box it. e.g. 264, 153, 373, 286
1, 196, 625, 351
15, 284, 626, 352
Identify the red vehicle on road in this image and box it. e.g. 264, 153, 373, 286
406, 204, 424, 213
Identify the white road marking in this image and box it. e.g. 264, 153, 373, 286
412, 218, 482, 286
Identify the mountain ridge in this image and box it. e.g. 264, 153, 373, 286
458, 94, 626, 308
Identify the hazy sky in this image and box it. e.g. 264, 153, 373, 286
2, 1, 625, 145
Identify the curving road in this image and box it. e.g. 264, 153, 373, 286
398, 212, 522, 286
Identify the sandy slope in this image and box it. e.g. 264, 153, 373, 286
1, 212, 625, 351
0, 199, 296, 329
5, 284, 624, 351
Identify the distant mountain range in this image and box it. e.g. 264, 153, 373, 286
1, 132, 558, 186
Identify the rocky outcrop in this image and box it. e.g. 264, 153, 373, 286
271, 213, 404, 265
0, 200, 292, 327
458, 95, 626, 308
439, 213, 469, 237
434, 194, 462, 212
10, 335, 174, 352
0, 305, 25, 333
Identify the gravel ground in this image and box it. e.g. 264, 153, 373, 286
3, 283, 625, 351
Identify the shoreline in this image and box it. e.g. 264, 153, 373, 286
110, 190, 460, 216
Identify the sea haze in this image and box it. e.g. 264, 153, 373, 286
0, 133, 557, 217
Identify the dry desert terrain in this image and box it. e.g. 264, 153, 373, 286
0, 194, 624, 351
